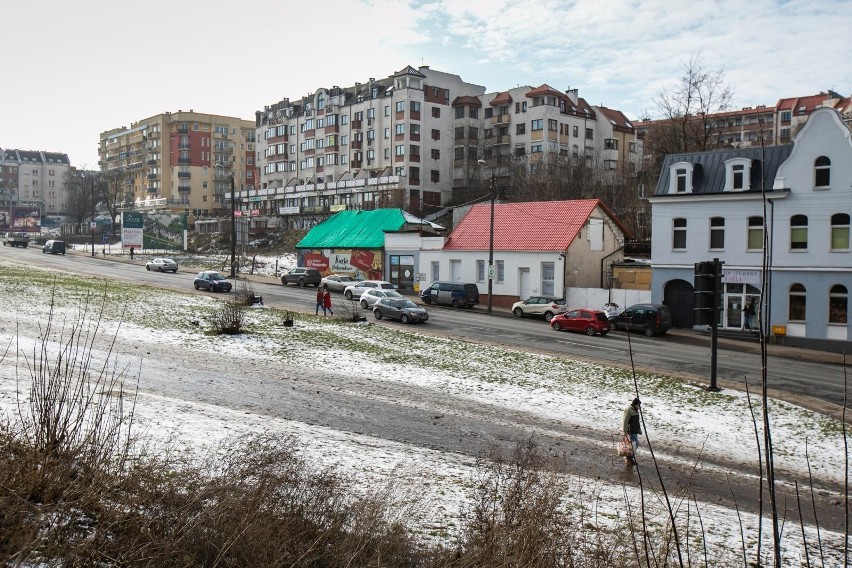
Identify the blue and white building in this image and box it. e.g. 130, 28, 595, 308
648, 108, 852, 352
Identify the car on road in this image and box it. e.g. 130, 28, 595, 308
145, 257, 178, 273
359, 289, 404, 309
550, 309, 610, 336
373, 297, 429, 324
613, 303, 672, 336
281, 267, 322, 287
2, 232, 29, 248
511, 296, 568, 321
419, 281, 479, 308
193, 270, 232, 292
42, 240, 66, 255
321, 274, 359, 293
343, 280, 396, 300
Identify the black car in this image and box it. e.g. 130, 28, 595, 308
613, 303, 672, 336
193, 271, 232, 292
281, 267, 322, 287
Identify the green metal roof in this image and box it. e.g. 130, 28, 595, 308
296, 209, 408, 250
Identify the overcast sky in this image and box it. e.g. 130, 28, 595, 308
3, 0, 850, 167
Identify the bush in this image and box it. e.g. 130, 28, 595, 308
211, 298, 245, 335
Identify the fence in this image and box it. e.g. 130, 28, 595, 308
565, 287, 651, 310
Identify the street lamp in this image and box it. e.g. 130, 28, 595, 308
477, 159, 496, 313
216, 163, 237, 278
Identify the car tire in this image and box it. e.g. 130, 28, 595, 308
194, 282, 200, 290
360, 300, 368, 309
401, 314, 409, 324
298, 279, 306, 287
585, 326, 596, 336
451, 299, 460, 309
553, 323, 562, 331
345, 291, 353, 300
374, 310, 382, 320
513, 308, 524, 318
544, 311, 555, 322
422, 297, 432, 305
22, 243, 27, 248
146, 266, 151, 271
643, 327, 655, 337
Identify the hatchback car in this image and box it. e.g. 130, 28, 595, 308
343, 280, 396, 300
42, 240, 66, 255
613, 303, 672, 337
281, 267, 322, 287
550, 309, 610, 336
359, 289, 404, 309
511, 296, 568, 321
146, 257, 178, 273
193, 270, 232, 292
321, 274, 359, 292
373, 297, 429, 324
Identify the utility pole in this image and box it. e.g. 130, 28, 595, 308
216, 163, 237, 278
488, 173, 495, 313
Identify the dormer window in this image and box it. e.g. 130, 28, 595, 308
815, 156, 831, 188
724, 158, 752, 191
668, 161, 694, 194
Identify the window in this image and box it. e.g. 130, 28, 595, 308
732, 165, 744, 189
541, 262, 555, 296
531, 119, 543, 131
676, 169, 687, 192
431, 170, 439, 182
815, 156, 831, 187
496, 260, 504, 283
669, 161, 695, 194
548, 119, 558, 131
673, 218, 687, 249
432, 107, 440, 118
431, 129, 440, 140
395, 145, 405, 156
829, 284, 848, 324
516, 123, 525, 135
476, 260, 485, 282
409, 166, 419, 181
780, 110, 791, 122
572, 125, 578, 137
585, 128, 593, 140
431, 149, 440, 159
790, 215, 808, 250
832, 213, 850, 250
789, 283, 806, 321
410, 145, 420, 158
470, 107, 478, 119
454, 147, 464, 160
531, 144, 543, 153
747, 216, 764, 250
604, 139, 617, 150
710, 217, 725, 249
431, 261, 439, 282
410, 101, 421, 112
454, 107, 465, 119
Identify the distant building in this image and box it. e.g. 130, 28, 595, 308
98, 111, 255, 225
0, 148, 71, 222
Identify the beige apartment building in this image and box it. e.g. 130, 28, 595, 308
99, 111, 255, 222
0, 148, 72, 224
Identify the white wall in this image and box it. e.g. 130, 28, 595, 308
565, 287, 651, 310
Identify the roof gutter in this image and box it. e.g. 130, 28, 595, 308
600, 245, 624, 289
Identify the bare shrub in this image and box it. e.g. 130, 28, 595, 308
211, 298, 245, 335
234, 281, 262, 307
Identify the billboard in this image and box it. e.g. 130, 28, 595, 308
121, 212, 144, 248
0, 207, 41, 233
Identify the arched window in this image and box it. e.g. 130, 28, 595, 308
789, 283, 806, 321
830, 284, 848, 324
831, 213, 850, 250
790, 214, 808, 250
815, 156, 831, 187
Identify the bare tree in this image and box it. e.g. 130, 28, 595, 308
100, 168, 130, 238
63, 169, 98, 224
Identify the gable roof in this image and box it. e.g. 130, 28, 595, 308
443, 199, 626, 252
595, 106, 636, 133
296, 209, 435, 249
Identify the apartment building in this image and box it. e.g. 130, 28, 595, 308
0, 148, 71, 224
255, 65, 486, 229
99, 111, 256, 222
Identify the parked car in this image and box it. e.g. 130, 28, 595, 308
281, 267, 322, 287
2, 232, 29, 248
193, 270, 232, 292
321, 274, 359, 292
550, 309, 611, 336
511, 296, 568, 321
359, 289, 404, 309
613, 303, 672, 336
419, 281, 479, 308
42, 240, 66, 255
373, 297, 429, 324
343, 280, 396, 300
145, 257, 178, 273
602, 302, 623, 322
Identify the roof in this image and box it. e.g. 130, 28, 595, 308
653, 145, 793, 196
452, 95, 482, 108
296, 209, 433, 249
443, 199, 627, 252
776, 93, 833, 113
489, 92, 513, 106
596, 106, 636, 132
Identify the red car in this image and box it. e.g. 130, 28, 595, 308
550, 309, 611, 336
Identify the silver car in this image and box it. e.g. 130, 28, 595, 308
343, 280, 396, 300
373, 297, 429, 324
511, 296, 568, 321
359, 289, 404, 309
145, 257, 178, 273
321, 274, 359, 293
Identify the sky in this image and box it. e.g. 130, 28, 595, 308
2, 0, 851, 168
0, 255, 848, 564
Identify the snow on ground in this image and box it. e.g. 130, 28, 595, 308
0, 260, 848, 565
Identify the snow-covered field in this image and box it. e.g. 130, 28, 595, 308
0, 259, 848, 566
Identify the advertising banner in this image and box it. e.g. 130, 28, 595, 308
9, 207, 40, 233
299, 249, 383, 280
121, 212, 144, 248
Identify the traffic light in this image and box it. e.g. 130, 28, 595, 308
694, 260, 721, 325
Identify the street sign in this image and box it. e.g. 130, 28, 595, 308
89, 221, 97, 231
102, 234, 110, 243
488, 264, 494, 279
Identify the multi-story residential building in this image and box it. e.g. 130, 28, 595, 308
255, 65, 486, 229
99, 111, 255, 222
0, 148, 72, 223
648, 107, 852, 351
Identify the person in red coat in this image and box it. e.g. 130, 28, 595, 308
323, 284, 333, 316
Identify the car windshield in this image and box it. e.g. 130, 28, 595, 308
208, 273, 227, 281
389, 299, 418, 308
379, 283, 396, 289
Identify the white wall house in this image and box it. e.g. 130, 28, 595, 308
649, 108, 852, 352
418, 199, 628, 308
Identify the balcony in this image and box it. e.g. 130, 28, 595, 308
351, 160, 362, 169
178, 171, 191, 179
178, 157, 191, 164
214, 172, 232, 181
352, 141, 362, 150
178, 184, 191, 193
146, 185, 158, 194
214, 145, 233, 154
147, 173, 159, 180
147, 159, 159, 166
352, 120, 363, 130
213, 130, 229, 139
178, 143, 190, 150
177, 125, 189, 134
147, 131, 160, 140
493, 113, 511, 124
